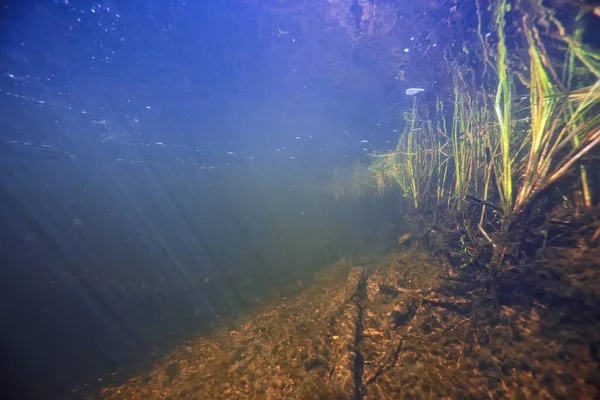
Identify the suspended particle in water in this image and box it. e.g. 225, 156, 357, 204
405, 88, 425, 95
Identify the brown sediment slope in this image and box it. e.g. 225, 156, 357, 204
101, 249, 600, 399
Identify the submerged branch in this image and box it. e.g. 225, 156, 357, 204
465, 195, 503, 212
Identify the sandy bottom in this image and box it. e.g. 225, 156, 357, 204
100, 247, 600, 399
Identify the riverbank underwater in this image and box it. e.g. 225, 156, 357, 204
99, 246, 599, 399
96, 0, 600, 399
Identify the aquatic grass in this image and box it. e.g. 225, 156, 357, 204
452, 68, 492, 208
511, 17, 600, 217
528, 82, 600, 201
511, 20, 558, 214
475, 0, 496, 77
492, 0, 514, 218
368, 96, 453, 211
435, 98, 451, 206
362, 0, 599, 262
562, 24, 592, 207
547, 10, 600, 79
451, 73, 467, 206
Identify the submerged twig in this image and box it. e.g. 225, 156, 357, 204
465, 195, 503, 212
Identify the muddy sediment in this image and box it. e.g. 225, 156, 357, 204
100, 248, 600, 399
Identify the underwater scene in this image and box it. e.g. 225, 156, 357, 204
0, 0, 599, 399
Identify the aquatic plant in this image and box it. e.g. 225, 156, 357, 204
366, 0, 600, 264
492, 0, 513, 219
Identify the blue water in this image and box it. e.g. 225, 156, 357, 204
0, 1, 409, 398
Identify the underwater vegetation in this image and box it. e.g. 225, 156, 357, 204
4, 0, 598, 398
365, 0, 600, 266
94, 1, 600, 399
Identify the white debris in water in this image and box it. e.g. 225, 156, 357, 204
405, 88, 425, 96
